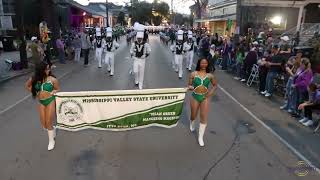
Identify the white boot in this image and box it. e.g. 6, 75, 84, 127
53, 126, 56, 139
47, 130, 55, 151
198, 123, 207, 147
190, 120, 196, 132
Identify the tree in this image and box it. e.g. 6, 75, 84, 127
183, 0, 208, 27
117, 12, 126, 26
152, 16, 162, 26
170, 13, 190, 26
154, 2, 170, 18
127, 0, 169, 25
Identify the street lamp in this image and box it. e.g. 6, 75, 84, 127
270, 15, 282, 25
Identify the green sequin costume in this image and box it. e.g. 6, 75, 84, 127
192, 72, 210, 103
35, 80, 55, 106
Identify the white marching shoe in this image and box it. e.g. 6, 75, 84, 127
190, 120, 196, 132
47, 129, 56, 151
198, 123, 207, 147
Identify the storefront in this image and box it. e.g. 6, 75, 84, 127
69, 1, 106, 29
194, 0, 237, 36
195, 18, 236, 36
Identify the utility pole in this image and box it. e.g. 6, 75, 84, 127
15, 0, 28, 68
236, 0, 242, 35
171, 0, 175, 25
234, 0, 242, 44
106, 0, 109, 27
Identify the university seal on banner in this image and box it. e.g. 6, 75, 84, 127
58, 99, 84, 123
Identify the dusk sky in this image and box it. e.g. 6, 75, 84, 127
74, 0, 194, 14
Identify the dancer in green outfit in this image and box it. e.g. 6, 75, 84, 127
25, 61, 60, 151
188, 58, 217, 147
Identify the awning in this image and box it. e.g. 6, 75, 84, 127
194, 14, 236, 23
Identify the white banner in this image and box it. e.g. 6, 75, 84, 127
55, 88, 187, 131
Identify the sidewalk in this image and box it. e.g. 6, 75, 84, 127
0, 51, 33, 83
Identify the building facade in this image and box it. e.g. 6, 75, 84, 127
193, 0, 237, 36
86, 2, 129, 27
240, 0, 320, 34
191, 0, 319, 35
0, 0, 15, 34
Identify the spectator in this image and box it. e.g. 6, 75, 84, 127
210, 34, 217, 45
266, 37, 273, 54
257, 51, 272, 92
65, 33, 74, 61
72, 34, 82, 62
37, 40, 45, 62
215, 33, 219, 43
290, 58, 313, 117
207, 44, 217, 72
55, 35, 66, 64
42, 40, 56, 68
280, 51, 303, 111
221, 37, 230, 70
217, 36, 223, 47
27, 37, 42, 66
298, 83, 320, 127
279, 35, 292, 59
267, 28, 273, 38
0, 40, 3, 55
199, 35, 210, 59
261, 45, 286, 97
144, 30, 149, 43
81, 31, 91, 66
241, 45, 258, 82
233, 45, 245, 80
170, 30, 176, 45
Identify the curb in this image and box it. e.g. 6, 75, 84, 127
0, 59, 58, 83
0, 69, 33, 83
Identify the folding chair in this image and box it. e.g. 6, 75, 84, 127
4, 59, 13, 71
313, 111, 320, 133
247, 64, 259, 87
315, 122, 320, 133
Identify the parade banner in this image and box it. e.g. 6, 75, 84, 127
55, 88, 187, 131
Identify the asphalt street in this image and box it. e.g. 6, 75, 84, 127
0, 35, 319, 180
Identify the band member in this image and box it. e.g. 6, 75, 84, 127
186, 30, 197, 71
104, 27, 119, 76
25, 61, 60, 151
188, 58, 217, 147
94, 27, 104, 68
130, 24, 151, 90
170, 30, 190, 79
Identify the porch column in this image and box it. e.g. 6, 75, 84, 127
296, 5, 305, 32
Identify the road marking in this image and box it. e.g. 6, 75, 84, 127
191, 62, 320, 174
0, 70, 73, 115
